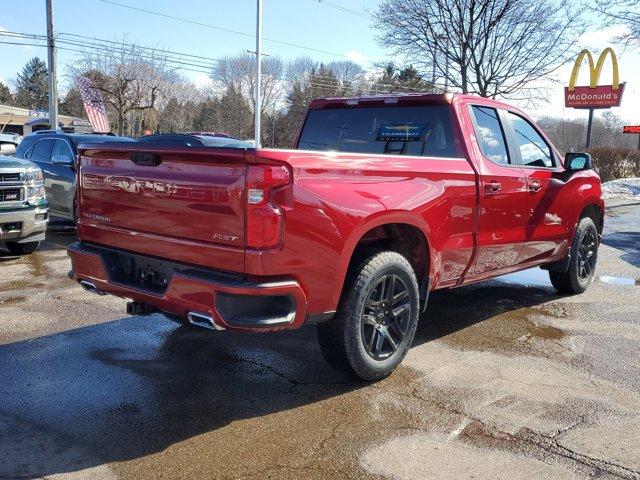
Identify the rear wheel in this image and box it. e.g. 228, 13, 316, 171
549, 217, 598, 294
317, 251, 420, 381
5, 241, 41, 255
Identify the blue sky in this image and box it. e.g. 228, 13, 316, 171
1, 0, 638, 122
0, 0, 384, 89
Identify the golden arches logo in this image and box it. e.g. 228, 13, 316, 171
568, 48, 620, 92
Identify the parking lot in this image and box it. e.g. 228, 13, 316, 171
1, 201, 639, 480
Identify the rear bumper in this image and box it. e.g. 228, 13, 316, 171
67, 242, 308, 332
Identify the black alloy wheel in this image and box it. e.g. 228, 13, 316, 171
361, 274, 412, 360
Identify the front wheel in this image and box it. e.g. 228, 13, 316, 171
317, 251, 420, 381
549, 217, 599, 294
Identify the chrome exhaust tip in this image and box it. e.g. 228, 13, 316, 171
79, 279, 107, 296
187, 311, 225, 331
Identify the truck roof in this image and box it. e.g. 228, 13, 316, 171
308, 93, 516, 112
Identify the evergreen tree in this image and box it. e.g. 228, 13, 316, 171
14, 57, 49, 110
373, 64, 432, 93
0, 81, 13, 105
59, 87, 85, 117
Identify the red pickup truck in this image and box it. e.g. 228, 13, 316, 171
68, 93, 603, 380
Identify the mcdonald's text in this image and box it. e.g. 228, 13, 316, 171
564, 84, 625, 108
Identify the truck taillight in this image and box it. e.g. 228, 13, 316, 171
245, 164, 290, 249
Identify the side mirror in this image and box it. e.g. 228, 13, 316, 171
564, 152, 592, 172
51, 154, 73, 166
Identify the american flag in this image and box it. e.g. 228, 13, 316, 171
75, 76, 110, 133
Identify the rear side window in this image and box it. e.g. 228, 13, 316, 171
27, 139, 54, 162
51, 139, 74, 163
14, 137, 36, 158
507, 113, 555, 168
470, 106, 510, 165
297, 105, 460, 158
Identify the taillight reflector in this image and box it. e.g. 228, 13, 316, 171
246, 164, 290, 249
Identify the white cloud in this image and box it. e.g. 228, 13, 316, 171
578, 25, 631, 47
344, 50, 369, 65
192, 72, 213, 89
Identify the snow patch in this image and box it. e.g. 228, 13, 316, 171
602, 178, 640, 199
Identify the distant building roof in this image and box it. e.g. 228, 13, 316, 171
0, 104, 92, 134
0, 104, 89, 128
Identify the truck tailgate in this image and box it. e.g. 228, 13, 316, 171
76, 143, 248, 272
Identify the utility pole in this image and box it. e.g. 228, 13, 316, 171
585, 108, 594, 149
254, 0, 263, 148
46, 0, 59, 131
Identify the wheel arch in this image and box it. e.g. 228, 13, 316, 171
332, 213, 433, 312
579, 202, 604, 238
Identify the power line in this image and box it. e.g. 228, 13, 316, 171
1, 31, 444, 93
310, 0, 373, 19
98, 0, 350, 58
59, 32, 223, 64
0, 32, 215, 75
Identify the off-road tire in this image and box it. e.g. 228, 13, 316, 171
549, 217, 599, 294
317, 251, 420, 381
5, 241, 41, 255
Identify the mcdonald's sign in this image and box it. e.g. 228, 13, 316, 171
564, 48, 625, 109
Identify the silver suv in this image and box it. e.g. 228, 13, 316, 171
0, 156, 49, 254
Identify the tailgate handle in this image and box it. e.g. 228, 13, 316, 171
130, 152, 161, 166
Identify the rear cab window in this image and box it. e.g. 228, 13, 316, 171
297, 105, 461, 158
469, 106, 511, 165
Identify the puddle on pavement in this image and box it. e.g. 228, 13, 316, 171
0, 296, 27, 306
494, 268, 552, 288
430, 306, 567, 356
1, 251, 57, 291
419, 278, 570, 358
598, 275, 640, 286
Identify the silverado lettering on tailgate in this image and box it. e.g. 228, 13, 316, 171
82, 174, 229, 202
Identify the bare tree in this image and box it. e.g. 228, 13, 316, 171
285, 57, 317, 84
594, 0, 640, 48
326, 60, 365, 89
156, 81, 203, 133
69, 38, 179, 135
374, 0, 587, 99
211, 52, 285, 119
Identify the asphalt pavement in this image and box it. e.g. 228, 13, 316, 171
1, 203, 639, 480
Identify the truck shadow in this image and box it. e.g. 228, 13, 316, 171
0, 275, 559, 478
415, 277, 560, 347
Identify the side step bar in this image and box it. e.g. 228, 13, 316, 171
187, 312, 225, 331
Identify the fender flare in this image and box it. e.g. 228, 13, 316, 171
328, 210, 435, 309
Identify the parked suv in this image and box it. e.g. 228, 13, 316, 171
0, 156, 48, 254
14, 131, 135, 221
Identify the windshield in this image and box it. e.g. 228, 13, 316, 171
297, 105, 460, 158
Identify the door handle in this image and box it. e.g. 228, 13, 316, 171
528, 180, 542, 192
484, 181, 502, 193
